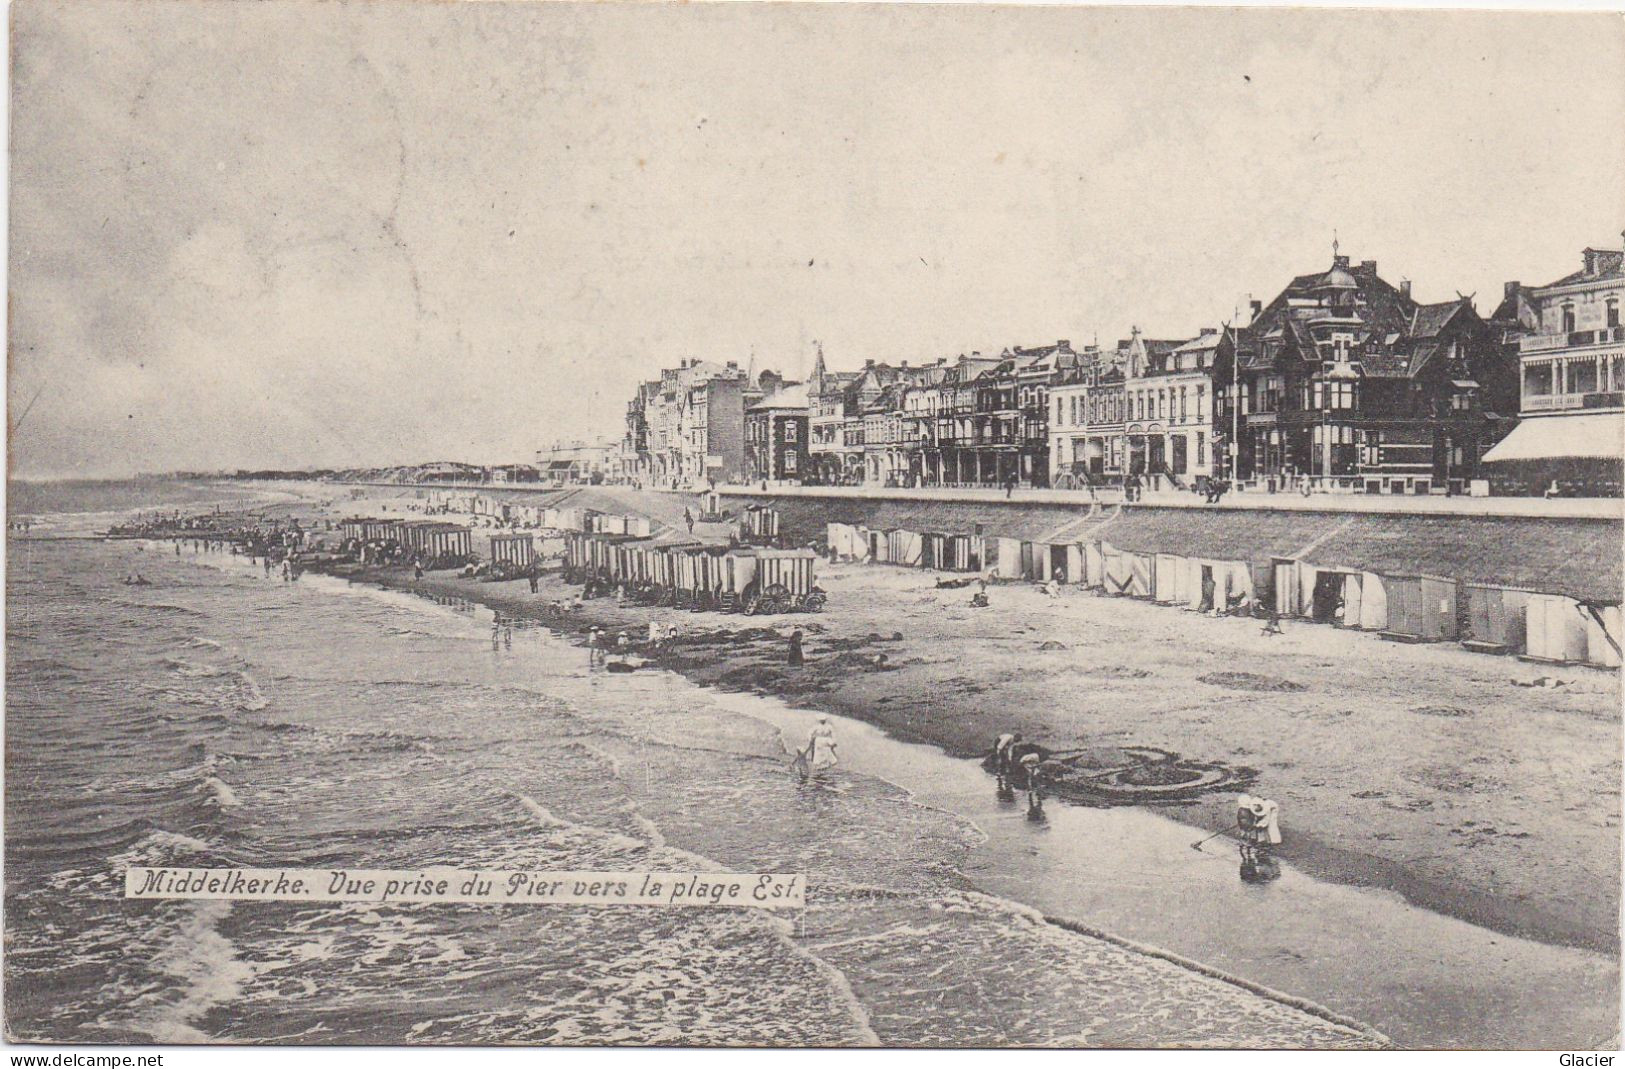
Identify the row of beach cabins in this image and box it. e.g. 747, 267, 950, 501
336, 500, 824, 614
560, 531, 823, 614
822, 511, 1623, 670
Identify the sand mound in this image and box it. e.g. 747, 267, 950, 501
1198, 671, 1307, 693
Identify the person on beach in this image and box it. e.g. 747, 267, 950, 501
617, 631, 630, 650
648, 620, 661, 647
993, 732, 1021, 776
528, 567, 539, 594
804, 717, 838, 779
414, 562, 424, 581
787, 629, 804, 666
1261, 611, 1284, 637
282, 561, 292, 582
175, 542, 181, 557
1020, 750, 1045, 821
683, 507, 695, 534
665, 623, 679, 647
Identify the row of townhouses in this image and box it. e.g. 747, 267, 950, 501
611, 238, 1624, 496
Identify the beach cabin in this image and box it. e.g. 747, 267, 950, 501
741, 506, 781, 546
1272, 557, 1301, 618
338, 518, 373, 542
1153, 554, 1182, 604
718, 552, 758, 611
1100, 544, 1136, 596
752, 549, 820, 600
948, 534, 983, 573
825, 522, 862, 561
887, 529, 924, 567
488, 533, 535, 570
1584, 604, 1623, 669
1084, 542, 1106, 589
1380, 575, 1458, 643
1460, 583, 1530, 654
1524, 594, 1591, 664
991, 537, 1024, 580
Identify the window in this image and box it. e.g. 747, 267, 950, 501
1609, 299, 1620, 329
1563, 303, 1577, 333
1196, 432, 1206, 466
1196, 384, 1205, 421
1180, 387, 1188, 421
784, 421, 797, 442
1056, 398, 1064, 426
1330, 382, 1356, 410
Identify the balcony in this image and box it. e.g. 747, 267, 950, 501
1522, 390, 1624, 413
1521, 327, 1625, 354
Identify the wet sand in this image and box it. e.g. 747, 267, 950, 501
339, 560, 1617, 1047
215, 489, 1620, 1043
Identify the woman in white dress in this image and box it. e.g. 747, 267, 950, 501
805, 717, 839, 778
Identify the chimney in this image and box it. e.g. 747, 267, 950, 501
865, 359, 875, 368
1399, 280, 1412, 299
1504, 281, 1520, 300
1057, 339, 1070, 348
900, 361, 909, 368
1249, 299, 1263, 322
1333, 254, 1351, 270
1584, 249, 1600, 276
726, 360, 737, 369
1359, 260, 1377, 276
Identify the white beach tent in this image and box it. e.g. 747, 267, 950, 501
1585, 604, 1623, 669
1524, 594, 1591, 664
992, 537, 1024, 579
888, 529, 924, 567
1084, 542, 1106, 589
1153, 554, 1182, 604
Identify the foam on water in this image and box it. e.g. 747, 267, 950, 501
4, 498, 1387, 1047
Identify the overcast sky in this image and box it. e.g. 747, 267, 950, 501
9, 1, 1623, 478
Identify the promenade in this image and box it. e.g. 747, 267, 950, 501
712, 482, 1623, 521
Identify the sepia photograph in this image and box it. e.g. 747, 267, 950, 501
4, 0, 1623, 1055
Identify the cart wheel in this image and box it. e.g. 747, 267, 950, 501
804, 593, 826, 612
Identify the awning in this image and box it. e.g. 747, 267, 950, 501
1482, 412, 1625, 463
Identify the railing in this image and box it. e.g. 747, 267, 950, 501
1521, 327, 1625, 354
1522, 391, 1621, 412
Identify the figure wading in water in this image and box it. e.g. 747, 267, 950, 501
795, 716, 839, 784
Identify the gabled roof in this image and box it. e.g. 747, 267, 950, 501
1408, 299, 1468, 340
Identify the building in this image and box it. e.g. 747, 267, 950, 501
622, 359, 776, 487
806, 346, 862, 485
1132, 329, 1220, 488
675, 373, 750, 485
535, 440, 617, 485
745, 383, 810, 482
1050, 360, 1124, 486
1212, 252, 1517, 494
899, 353, 995, 487
862, 383, 911, 486
1482, 235, 1625, 495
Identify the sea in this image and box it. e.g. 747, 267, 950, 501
4, 479, 1375, 1047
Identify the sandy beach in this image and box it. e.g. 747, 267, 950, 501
256, 485, 1620, 957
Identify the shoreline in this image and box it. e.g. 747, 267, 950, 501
350, 560, 1615, 957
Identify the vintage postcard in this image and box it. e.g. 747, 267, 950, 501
5, 0, 1622, 1055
